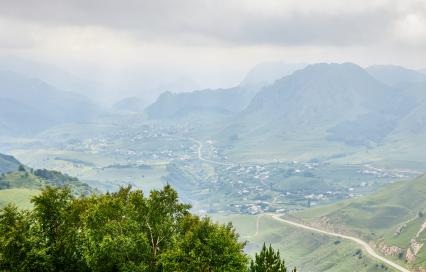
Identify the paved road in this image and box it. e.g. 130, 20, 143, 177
186, 137, 411, 272
268, 214, 411, 272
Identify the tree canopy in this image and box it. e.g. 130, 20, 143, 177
0, 185, 293, 271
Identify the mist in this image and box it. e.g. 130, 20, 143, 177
0, 0, 425, 105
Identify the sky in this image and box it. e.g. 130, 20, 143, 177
0, 0, 426, 103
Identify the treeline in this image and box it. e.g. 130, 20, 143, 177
0, 185, 295, 272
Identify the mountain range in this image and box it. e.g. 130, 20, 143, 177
3, 58, 426, 164
0, 56, 96, 98
243, 63, 407, 131
142, 62, 426, 163
145, 63, 304, 120
0, 70, 99, 136
219, 63, 422, 147
146, 86, 260, 119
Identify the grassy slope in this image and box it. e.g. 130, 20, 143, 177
11, 147, 168, 192
296, 174, 426, 269
0, 188, 40, 209
0, 172, 45, 189
211, 213, 397, 272
0, 172, 46, 208
0, 170, 93, 208
298, 174, 426, 235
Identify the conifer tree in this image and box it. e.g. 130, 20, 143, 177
249, 243, 295, 272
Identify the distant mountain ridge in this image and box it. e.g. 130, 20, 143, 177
146, 62, 426, 152
232, 63, 412, 146
0, 70, 99, 136
367, 65, 426, 88
0, 153, 21, 174
146, 85, 260, 119
145, 62, 305, 120
0, 55, 95, 97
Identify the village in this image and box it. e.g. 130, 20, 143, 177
42, 122, 416, 216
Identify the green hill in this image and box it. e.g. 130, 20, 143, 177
0, 169, 92, 200
213, 213, 397, 272
0, 170, 93, 209
0, 152, 94, 208
296, 174, 426, 270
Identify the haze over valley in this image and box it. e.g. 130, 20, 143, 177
1, 1, 426, 271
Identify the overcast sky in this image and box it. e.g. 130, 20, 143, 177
0, 0, 425, 103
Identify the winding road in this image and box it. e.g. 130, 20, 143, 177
188, 138, 235, 166
268, 214, 411, 272
187, 137, 410, 271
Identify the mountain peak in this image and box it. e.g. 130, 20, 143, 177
238, 62, 409, 146
240, 62, 306, 87
290, 62, 366, 78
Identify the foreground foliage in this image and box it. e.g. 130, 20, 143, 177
0, 185, 293, 271
250, 243, 296, 272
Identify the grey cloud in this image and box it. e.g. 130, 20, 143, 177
0, 19, 36, 49
0, 0, 413, 46
209, 10, 394, 46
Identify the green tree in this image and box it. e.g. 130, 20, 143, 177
0, 185, 296, 272
249, 243, 295, 272
161, 215, 248, 272
81, 185, 191, 271
141, 184, 190, 270
31, 186, 88, 271
82, 187, 150, 272
0, 204, 31, 270
18, 164, 26, 172
0, 203, 53, 271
